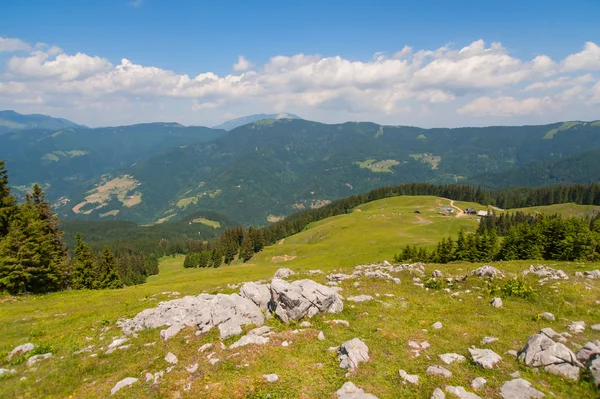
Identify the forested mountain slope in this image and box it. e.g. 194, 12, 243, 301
0, 110, 82, 135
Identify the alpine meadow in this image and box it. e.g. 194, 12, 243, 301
2, 1, 600, 398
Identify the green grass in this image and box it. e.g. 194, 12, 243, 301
355, 159, 400, 173
1, 196, 600, 398
191, 217, 222, 228
510, 203, 600, 218
543, 121, 581, 140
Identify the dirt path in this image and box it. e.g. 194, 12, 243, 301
448, 199, 469, 218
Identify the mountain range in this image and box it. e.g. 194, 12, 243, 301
212, 112, 301, 130
0, 110, 83, 135
1, 110, 600, 226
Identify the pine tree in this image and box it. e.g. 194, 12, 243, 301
72, 233, 97, 290
239, 233, 254, 262
210, 248, 222, 268
95, 247, 122, 289
0, 160, 17, 238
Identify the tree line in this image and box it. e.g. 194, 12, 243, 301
0, 162, 158, 294
395, 212, 600, 263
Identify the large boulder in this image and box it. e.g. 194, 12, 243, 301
500, 379, 544, 399
335, 381, 378, 399
518, 333, 581, 368
524, 265, 568, 280
240, 282, 273, 311
118, 293, 264, 340
469, 265, 504, 278
274, 268, 295, 279
338, 338, 370, 370
270, 278, 343, 323
589, 354, 600, 387
468, 347, 502, 369
576, 340, 600, 365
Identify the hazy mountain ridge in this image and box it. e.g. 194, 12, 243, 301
0, 110, 83, 135
212, 112, 301, 130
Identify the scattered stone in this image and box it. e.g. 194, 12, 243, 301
500, 378, 544, 399
160, 325, 181, 341
108, 338, 129, 349
308, 269, 323, 275
517, 333, 582, 369
545, 363, 580, 381
432, 322, 443, 330
468, 347, 502, 369
338, 338, 370, 370
432, 270, 443, 278
248, 326, 271, 336
575, 271, 584, 278
576, 340, 600, 365
398, 369, 419, 385
143, 341, 156, 347
470, 377, 487, 390
335, 381, 379, 399
584, 270, 600, 279
491, 298, 503, 308
318, 331, 325, 341
330, 319, 350, 327
568, 321, 585, 334
199, 343, 213, 353
270, 278, 344, 323
525, 265, 568, 281
164, 352, 178, 365
445, 386, 481, 399
229, 334, 269, 349
209, 358, 220, 365
426, 365, 452, 377
539, 312, 555, 321
327, 273, 356, 282
470, 265, 504, 278
263, 374, 279, 383
439, 353, 466, 364
185, 363, 198, 373
300, 321, 312, 328
481, 336, 498, 345
540, 327, 566, 343
392, 278, 401, 284
0, 368, 16, 376
239, 282, 273, 311
8, 343, 34, 360
347, 295, 373, 303
110, 377, 138, 395
506, 350, 519, 357
589, 354, 600, 387
26, 353, 52, 367
274, 268, 295, 279
431, 388, 446, 399
281, 341, 289, 347
591, 324, 600, 331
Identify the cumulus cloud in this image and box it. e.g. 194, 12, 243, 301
0, 37, 31, 52
233, 55, 254, 71
0, 36, 599, 126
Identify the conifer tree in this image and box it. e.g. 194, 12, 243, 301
239, 233, 254, 262
0, 161, 17, 238
96, 246, 122, 289
72, 233, 97, 289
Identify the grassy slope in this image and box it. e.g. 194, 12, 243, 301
1, 197, 600, 398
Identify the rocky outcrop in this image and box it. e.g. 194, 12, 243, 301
240, 282, 273, 311
111, 377, 138, 395
518, 332, 582, 380
500, 379, 544, 399
338, 338, 370, 370
274, 268, 295, 279
469, 265, 504, 278
270, 278, 343, 323
469, 347, 502, 369
335, 382, 379, 399
524, 265, 568, 281
8, 343, 34, 360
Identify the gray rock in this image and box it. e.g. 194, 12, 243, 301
591, 324, 600, 331
160, 325, 181, 341
481, 336, 498, 345
575, 271, 584, 278
327, 273, 356, 282
470, 265, 504, 278
445, 386, 481, 399
491, 298, 503, 308
539, 312, 555, 321
164, 352, 178, 364
8, 343, 34, 360
426, 365, 452, 377
510, 371, 521, 378
308, 269, 323, 275
584, 270, 600, 279
229, 334, 269, 349
118, 293, 265, 340
108, 338, 128, 349
318, 331, 325, 341
199, 343, 213, 353
364, 270, 393, 280
589, 354, 600, 387
540, 327, 565, 342
270, 278, 344, 323
469, 347, 502, 369
431, 388, 446, 399
470, 377, 487, 390
347, 295, 373, 303
517, 333, 581, 368
439, 353, 466, 364
0, 368, 16, 376
263, 373, 279, 383
185, 363, 198, 373
26, 353, 52, 367
432, 322, 443, 330
209, 358, 219, 365
335, 381, 379, 399
568, 321, 585, 334
248, 326, 271, 336
338, 338, 370, 370
500, 378, 544, 399
110, 377, 138, 395
506, 350, 519, 357
525, 265, 568, 280
544, 363, 580, 381
240, 282, 272, 311
398, 369, 419, 385
576, 340, 600, 365
300, 321, 312, 327
274, 268, 295, 279
432, 270, 443, 278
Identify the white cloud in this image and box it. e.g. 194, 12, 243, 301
0, 37, 31, 52
128, 0, 144, 7
563, 42, 600, 71
0, 36, 599, 126
233, 55, 254, 72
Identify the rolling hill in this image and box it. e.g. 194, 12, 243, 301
212, 112, 301, 130
0, 110, 82, 135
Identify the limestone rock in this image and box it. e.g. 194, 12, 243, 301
0, 368, 16, 376
439, 353, 466, 364
108, 338, 128, 349
539, 312, 555, 321
426, 365, 452, 377
8, 343, 34, 360
263, 374, 278, 383
491, 298, 503, 308
470, 377, 487, 390
185, 363, 198, 373
525, 265, 568, 280
431, 388, 446, 399
432, 270, 443, 278
591, 324, 600, 331
240, 282, 272, 311
540, 327, 566, 343
584, 270, 600, 279
398, 369, 419, 385
470, 265, 504, 278
338, 338, 370, 370
274, 268, 295, 279
335, 381, 379, 399
576, 340, 600, 365
500, 379, 544, 399
110, 377, 138, 395
517, 333, 581, 368
445, 386, 481, 399
199, 343, 212, 353
26, 353, 52, 367
270, 278, 343, 323
248, 326, 271, 336
568, 321, 585, 334
432, 322, 443, 330
318, 331, 325, 341
589, 354, 600, 387
544, 363, 580, 381
164, 352, 178, 364
118, 293, 265, 340
481, 336, 498, 345
468, 347, 502, 369
300, 321, 312, 327
229, 334, 269, 349
347, 295, 373, 303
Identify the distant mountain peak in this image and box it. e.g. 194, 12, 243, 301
0, 110, 83, 135
212, 112, 301, 131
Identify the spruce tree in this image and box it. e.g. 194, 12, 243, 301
239, 233, 254, 262
72, 233, 97, 290
96, 247, 122, 289
0, 160, 17, 238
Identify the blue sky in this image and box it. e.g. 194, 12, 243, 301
0, 0, 599, 127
